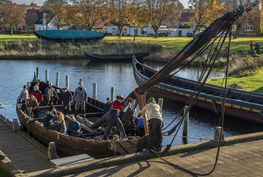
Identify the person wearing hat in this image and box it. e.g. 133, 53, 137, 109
103, 94, 127, 140
73, 79, 87, 115
138, 97, 163, 152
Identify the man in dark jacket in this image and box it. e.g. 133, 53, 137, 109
60, 87, 73, 113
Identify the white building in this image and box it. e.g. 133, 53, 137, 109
105, 24, 193, 37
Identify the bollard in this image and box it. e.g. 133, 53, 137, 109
110, 87, 115, 101
182, 106, 189, 141
65, 75, 69, 88
158, 98, 164, 113
92, 83, 97, 99
12, 118, 19, 132
48, 142, 58, 160
45, 69, 49, 82
56, 72, 60, 87
214, 126, 225, 141
36, 67, 39, 80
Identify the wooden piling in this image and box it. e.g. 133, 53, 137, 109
12, 118, 19, 132
214, 126, 225, 141
65, 75, 69, 88
92, 83, 97, 99
56, 72, 60, 87
182, 106, 189, 142
158, 98, 163, 113
110, 87, 115, 101
36, 67, 39, 80
48, 142, 58, 160
45, 69, 49, 82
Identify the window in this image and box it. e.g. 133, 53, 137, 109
245, 24, 253, 32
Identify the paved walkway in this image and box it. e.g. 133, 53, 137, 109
67, 139, 263, 177
0, 119, 54, 175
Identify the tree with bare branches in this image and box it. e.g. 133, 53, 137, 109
145, 0, 182, 37
44, 0, 68, 29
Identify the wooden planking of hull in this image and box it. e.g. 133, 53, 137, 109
83, 50, 150, 62
16, 82, 146, 159
133, 57, 263, 124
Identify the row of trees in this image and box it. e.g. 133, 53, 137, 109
0, 0, 259, 36
43, 0, 183, 37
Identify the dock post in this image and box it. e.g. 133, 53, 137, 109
48, 142, 58, 160
214, 126, 225, 141
36, 67, 39, 80
92, 83, 97, 99
158, 98, 163, 113
45, 69, 49, 82
65, 75, 69, 88
56, 72, 60, 87
12, 118, 19, 132
110, 87, 115, 101
182, 106, 189, 143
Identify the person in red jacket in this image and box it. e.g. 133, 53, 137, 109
31, 85, 43, 104
103, 95, 127, 140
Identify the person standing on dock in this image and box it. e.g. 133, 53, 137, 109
73, 79, 87, 115
138, 97, 163, 152
103, 95, 127, 140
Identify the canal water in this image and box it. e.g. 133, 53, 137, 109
0, 59, 262, 146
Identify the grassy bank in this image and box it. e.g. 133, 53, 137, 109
0, 36, 160, 59
208, 67, 263, 94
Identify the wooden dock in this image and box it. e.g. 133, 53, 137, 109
1, 115, 263, 177
0, 117, 54, 176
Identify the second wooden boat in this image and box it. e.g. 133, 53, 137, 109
84, 50, 150, 62
133, 57, 263, 124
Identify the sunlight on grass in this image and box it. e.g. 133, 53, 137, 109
208, 68, 263, 94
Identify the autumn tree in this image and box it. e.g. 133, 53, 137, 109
205, 0, 224, 24
0, 2, 25, 34
126, 0, 148, 40
43, 0, 68, 29
189, 0, 210, 36
108, 0, 130, 37
69, 0, 107, 30
145, 0, 183, 37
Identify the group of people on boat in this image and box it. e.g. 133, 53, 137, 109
18, 78, 164, 151
43, 106, 81, 135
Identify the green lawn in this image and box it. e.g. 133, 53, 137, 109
0, 34, 36, 42
208, 68, 263, 94
105, 36, 263, 54
1, 35, 263, 53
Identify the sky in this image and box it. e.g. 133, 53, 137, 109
14, 0, 189, 8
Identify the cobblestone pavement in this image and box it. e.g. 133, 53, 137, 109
68, 140, 263, 177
